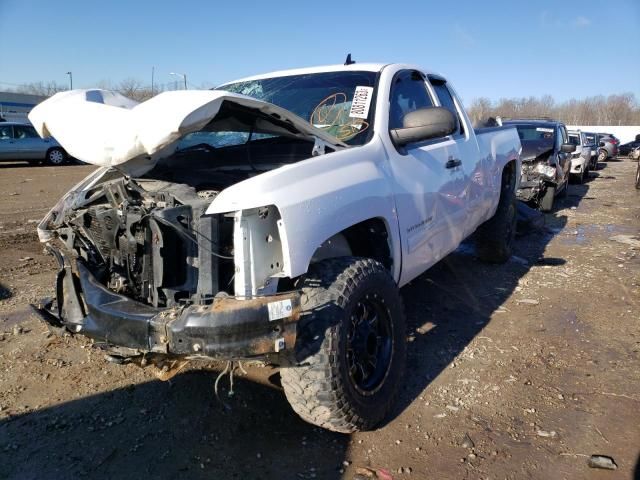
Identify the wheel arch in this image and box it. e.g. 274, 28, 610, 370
309, 217, 395, 273
501, 159, 518, 192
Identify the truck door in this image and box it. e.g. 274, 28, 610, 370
384, 70, 466, 285
427, 76, 483, 237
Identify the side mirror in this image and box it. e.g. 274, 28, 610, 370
390, 107, 457, 147
561, 143, 576, 153
599, 141, 605, 147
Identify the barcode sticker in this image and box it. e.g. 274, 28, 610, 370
267, 299, 293, 321
349, 86, 374, 119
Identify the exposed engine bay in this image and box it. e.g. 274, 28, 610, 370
45, 134, 317, 309
63, 176, 233, 307
516, 149, 558, 203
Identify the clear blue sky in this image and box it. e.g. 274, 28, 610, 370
1, 0, 639, 103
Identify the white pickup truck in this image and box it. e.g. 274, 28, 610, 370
30, 63, 521, 433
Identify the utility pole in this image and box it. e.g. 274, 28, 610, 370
151, 66, 155, 96
66, 71, 73, 90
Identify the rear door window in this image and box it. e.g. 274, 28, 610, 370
428, 77, 464, 135
13, 125, 39, 139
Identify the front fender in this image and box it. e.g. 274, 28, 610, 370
206, 140, 400, 281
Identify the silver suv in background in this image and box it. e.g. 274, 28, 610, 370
0, 122, 68, 165
596, 133, 619, 162
568, 130, 593, 183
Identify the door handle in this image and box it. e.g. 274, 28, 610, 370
446, 158, 462, 169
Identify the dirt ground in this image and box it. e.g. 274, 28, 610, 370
1, 159, 639, 480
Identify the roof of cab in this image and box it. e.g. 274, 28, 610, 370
220, 63, 390, 86
218, 63, 449, 91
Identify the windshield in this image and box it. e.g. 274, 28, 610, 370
218, 71, 378, 145
515, 125, 556, 150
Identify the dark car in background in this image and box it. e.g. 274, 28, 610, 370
619, 139, 640, 156
0, 122, 68, 165
596, 133, 619, 162
503, 119, 575, 212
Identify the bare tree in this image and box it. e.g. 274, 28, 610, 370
115, 78, 155, 102
11, 81, 66, 96
468, 93, 640, 126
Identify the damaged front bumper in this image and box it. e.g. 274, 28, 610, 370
516, 178, 550, 202
32, 253, 300, 363
517, 163, 557, 203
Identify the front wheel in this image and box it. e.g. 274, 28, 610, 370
539, 185, 555, 212
280, 257, 406, 433
46, 148, 66, 166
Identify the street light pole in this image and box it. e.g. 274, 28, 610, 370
169, 72, 187, 90
66, 71, 73, 90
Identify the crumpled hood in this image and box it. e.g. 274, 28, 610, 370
28, 89, 345, 174
520, 143, 553, 163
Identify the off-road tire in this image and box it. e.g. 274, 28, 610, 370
280, 257, 406, 433
475, 171, 517, 263
540, 185, 555, 212
635, 161, 640, 190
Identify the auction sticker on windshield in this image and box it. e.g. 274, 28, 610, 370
349, 86, 373, 119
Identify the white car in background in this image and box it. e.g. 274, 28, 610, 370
568, 130, 592, 183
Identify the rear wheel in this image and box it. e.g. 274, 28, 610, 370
475, 169, 516, 263
598, 149, 608, 163
280, 257, 406, 433
46, 148, 66, 166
